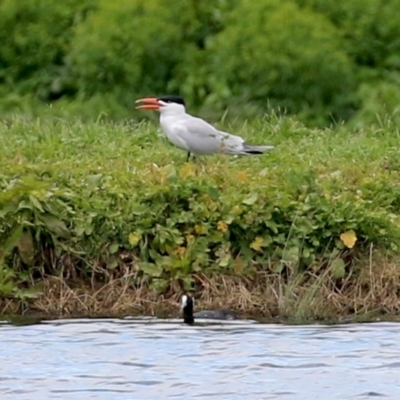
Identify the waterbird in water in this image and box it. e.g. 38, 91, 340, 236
136, 95, 274, 161
180, 294, 237, 324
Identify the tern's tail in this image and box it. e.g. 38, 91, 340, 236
242, 143, 274, 155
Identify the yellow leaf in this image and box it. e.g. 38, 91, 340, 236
128, 232, 142, 246
233, 205, 242, 215
340, 230, 357, 249
186, 234, 195, 244
233, 259, 244, 274
217, 221, 229, 233
250, 236, 265, 252
174, 246, 186, 257
195, 225, 206, 235
237, 171, 248, 182
179, 164, 195, 179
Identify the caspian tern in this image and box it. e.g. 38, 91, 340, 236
136, 95, 274, 161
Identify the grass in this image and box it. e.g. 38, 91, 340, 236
1, 113, 400, 322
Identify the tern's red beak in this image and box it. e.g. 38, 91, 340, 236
135, 97, 161, 110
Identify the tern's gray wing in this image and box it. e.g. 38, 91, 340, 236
175, 116, 244, 155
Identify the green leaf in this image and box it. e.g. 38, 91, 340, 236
0, 204, 17, 218
139, 262, 164, 277
28, 195, 44, 212
17, 200, 34, 212
109, 243, 119, 254
150, 278, 169, 294
17, 231, 35, 267
108, 260, 119, 269
273, 262, 285, 273
40, 215, 70, 238
1, 226, 23, 258
182, 275, 193, 291
330, 258, 346, 280
14, 288, 43, 299
86, 174, 103, 186
207, 186, 220, 201
0, 281, 14, 296
242, 193, 258, 205
218, 254, 231, 267
281, 246, 300, 263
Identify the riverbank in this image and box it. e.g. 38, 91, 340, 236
1, 116, 400, 321
2, 251, 400, 323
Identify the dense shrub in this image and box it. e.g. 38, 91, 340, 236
296, 0, 400, 72
351, 78, 400, 128
296, 0, 400, 125
70, 0, 231, 106
0, 0, 399, 125
200, 0, 357, 124
0, 0, 97, 99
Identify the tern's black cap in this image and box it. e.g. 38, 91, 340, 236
157, 95, 185, 106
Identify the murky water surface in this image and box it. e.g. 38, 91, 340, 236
1, 318, 400, 399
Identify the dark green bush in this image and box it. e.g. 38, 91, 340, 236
199, 0, 357, 124
70, 0, 179, 102
0, 0, 97, 99
0, 0, 399, 126
2, 157, 400, 293
351, 78, 400, 128
70, 0, 231, 106
295, 0, 400, 125
296, 0, 400, 72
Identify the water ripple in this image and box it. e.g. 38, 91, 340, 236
1, 319, 400, 399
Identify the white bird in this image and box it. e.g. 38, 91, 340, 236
136, 95, 274, 161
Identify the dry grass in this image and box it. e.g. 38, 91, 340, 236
2, 251, 400, 323
0, 276, 179, 319
176, 250, 400, 321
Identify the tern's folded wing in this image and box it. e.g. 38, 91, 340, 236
175, 116, 245, 155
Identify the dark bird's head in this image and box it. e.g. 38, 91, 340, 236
135, 95, 186, 114
180, 294, 194, 324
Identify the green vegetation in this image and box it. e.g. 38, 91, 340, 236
1, 116, 400, 319
0, 0, 400, 125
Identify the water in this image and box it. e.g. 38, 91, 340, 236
1, 318, 400, 399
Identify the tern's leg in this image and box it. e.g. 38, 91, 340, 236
186, 152, 195, 162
